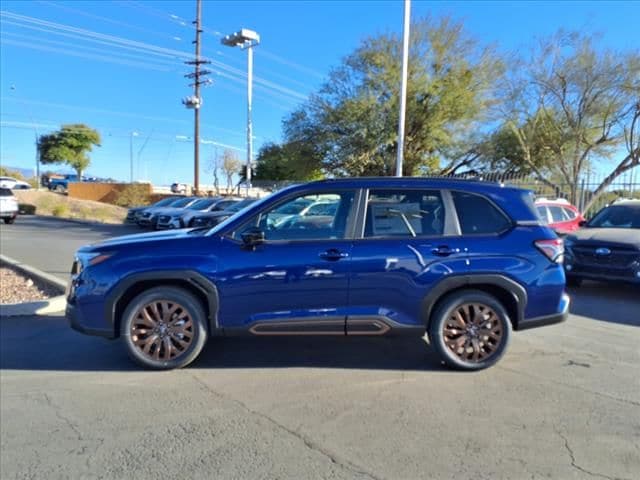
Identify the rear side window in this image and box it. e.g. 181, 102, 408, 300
563, 207, 577, 220
548, 206, 569, 222
0, 188, 13, 197
452, 191, 511, 235
364, 189, 444, 238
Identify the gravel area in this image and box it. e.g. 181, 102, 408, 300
0, 265, 59, 304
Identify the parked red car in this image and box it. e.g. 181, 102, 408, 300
535, 198, 585, 234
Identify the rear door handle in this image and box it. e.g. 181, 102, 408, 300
319, 249, 349, 261
431, 246, 460, 257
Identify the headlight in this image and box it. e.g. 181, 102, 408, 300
75, 252, 113, 272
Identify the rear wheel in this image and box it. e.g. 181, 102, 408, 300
3, 217, 15, 224
428, 290, 512, 370
55, 184, 66, 193
120, 286, 208, 369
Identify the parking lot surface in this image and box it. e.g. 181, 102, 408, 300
1, 215, 639, 479
1, 282, 639, 480
0, 216, 139, 281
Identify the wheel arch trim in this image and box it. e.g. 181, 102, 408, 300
105, 270, 219, 336
421, 274, 527, 329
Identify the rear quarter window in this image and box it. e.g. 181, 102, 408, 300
452, 191, 512, 235
0, 188, 14, 197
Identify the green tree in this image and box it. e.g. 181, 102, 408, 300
37, 124, 101, 180
253, 142, 323, 181
499, 32, 640, 208
282, 17, 502, 177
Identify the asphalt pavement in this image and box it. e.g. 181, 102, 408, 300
1, 215, 639, 479
0, 216, 140, 281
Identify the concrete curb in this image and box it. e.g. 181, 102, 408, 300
0, 254, 67, 317
24, 214, 126, 227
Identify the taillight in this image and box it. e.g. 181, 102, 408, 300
535, 238, 564, 263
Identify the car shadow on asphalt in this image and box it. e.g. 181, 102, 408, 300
0, 314, 448, 372
567, 281, 639, 327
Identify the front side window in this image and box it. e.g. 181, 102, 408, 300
236, 191, 355, 241
364, 189, 444, 238
452, 191, 511, 235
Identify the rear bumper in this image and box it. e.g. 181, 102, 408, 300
67, 301, 114, 339
517, 293, 570, 330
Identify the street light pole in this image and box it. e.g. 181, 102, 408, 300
246, 45, 254, 196
395, 0, 411, 177
221, 28, 260, 196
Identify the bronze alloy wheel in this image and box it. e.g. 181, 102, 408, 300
442, 303, 503, 363
131, 301, 194, 362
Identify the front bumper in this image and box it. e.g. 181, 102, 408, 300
66, 301, 115, 338
0, 210, 17, 219
517, 293, 570, 330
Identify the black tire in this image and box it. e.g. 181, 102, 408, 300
566, 276, 582, 287
3, 217, 15, 224
120, 286, 208, 370
428, 290, 512, 371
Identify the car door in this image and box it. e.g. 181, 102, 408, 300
347, 188, 469, 334
215, 189, 357, 333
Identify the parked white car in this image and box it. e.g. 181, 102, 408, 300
0, 176, 31, 189
0, 187, 19, 224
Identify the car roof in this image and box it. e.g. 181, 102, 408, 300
301, 176, 528, 194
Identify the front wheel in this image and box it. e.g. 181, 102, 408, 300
428, 290, 512, 370
120, 286, 208, 369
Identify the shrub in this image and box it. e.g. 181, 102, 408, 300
114, 184, 151, 207
51, 204, 68, 217
18, 203, 36, 215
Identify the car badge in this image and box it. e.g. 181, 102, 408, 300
595, 247, 611, 256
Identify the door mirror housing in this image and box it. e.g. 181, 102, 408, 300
241, 228, 265, 249
578, 220, 587, 227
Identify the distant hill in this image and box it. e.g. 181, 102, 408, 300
1, 166, 36, 178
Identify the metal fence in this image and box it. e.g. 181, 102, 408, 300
250, 169, 639, 217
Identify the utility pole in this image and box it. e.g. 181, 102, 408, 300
395, 0, 411, 177
183, 0, 211, 194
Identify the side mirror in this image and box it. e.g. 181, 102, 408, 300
578, 220, 587, 227
241, 228, 265, 249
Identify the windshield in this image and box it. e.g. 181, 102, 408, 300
188, 198, 216, 210
153, 197, 178, 207
168, 197, 194, 208
227, 198, 256, 212
588, 205, 640, 229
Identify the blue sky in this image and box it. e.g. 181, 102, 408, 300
1, 0, 638, 185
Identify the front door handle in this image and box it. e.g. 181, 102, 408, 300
319, 249, 349, 261
431, 246, 460, 257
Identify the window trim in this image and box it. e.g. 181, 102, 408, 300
227, 188, 360, 244
450, 189, 514, 237
354, 188, 457, 240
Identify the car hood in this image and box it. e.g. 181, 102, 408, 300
150, 207, 188, 216
194, 210, 230, 219
80, 229, 205, 252
567, 228, 640, 248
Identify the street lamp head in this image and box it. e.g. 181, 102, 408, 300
221, 28, 260, 48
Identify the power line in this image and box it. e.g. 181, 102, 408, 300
119, 0, 326, 80
1, 11, 309, 103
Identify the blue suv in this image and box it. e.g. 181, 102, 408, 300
67, 178, 569, 370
